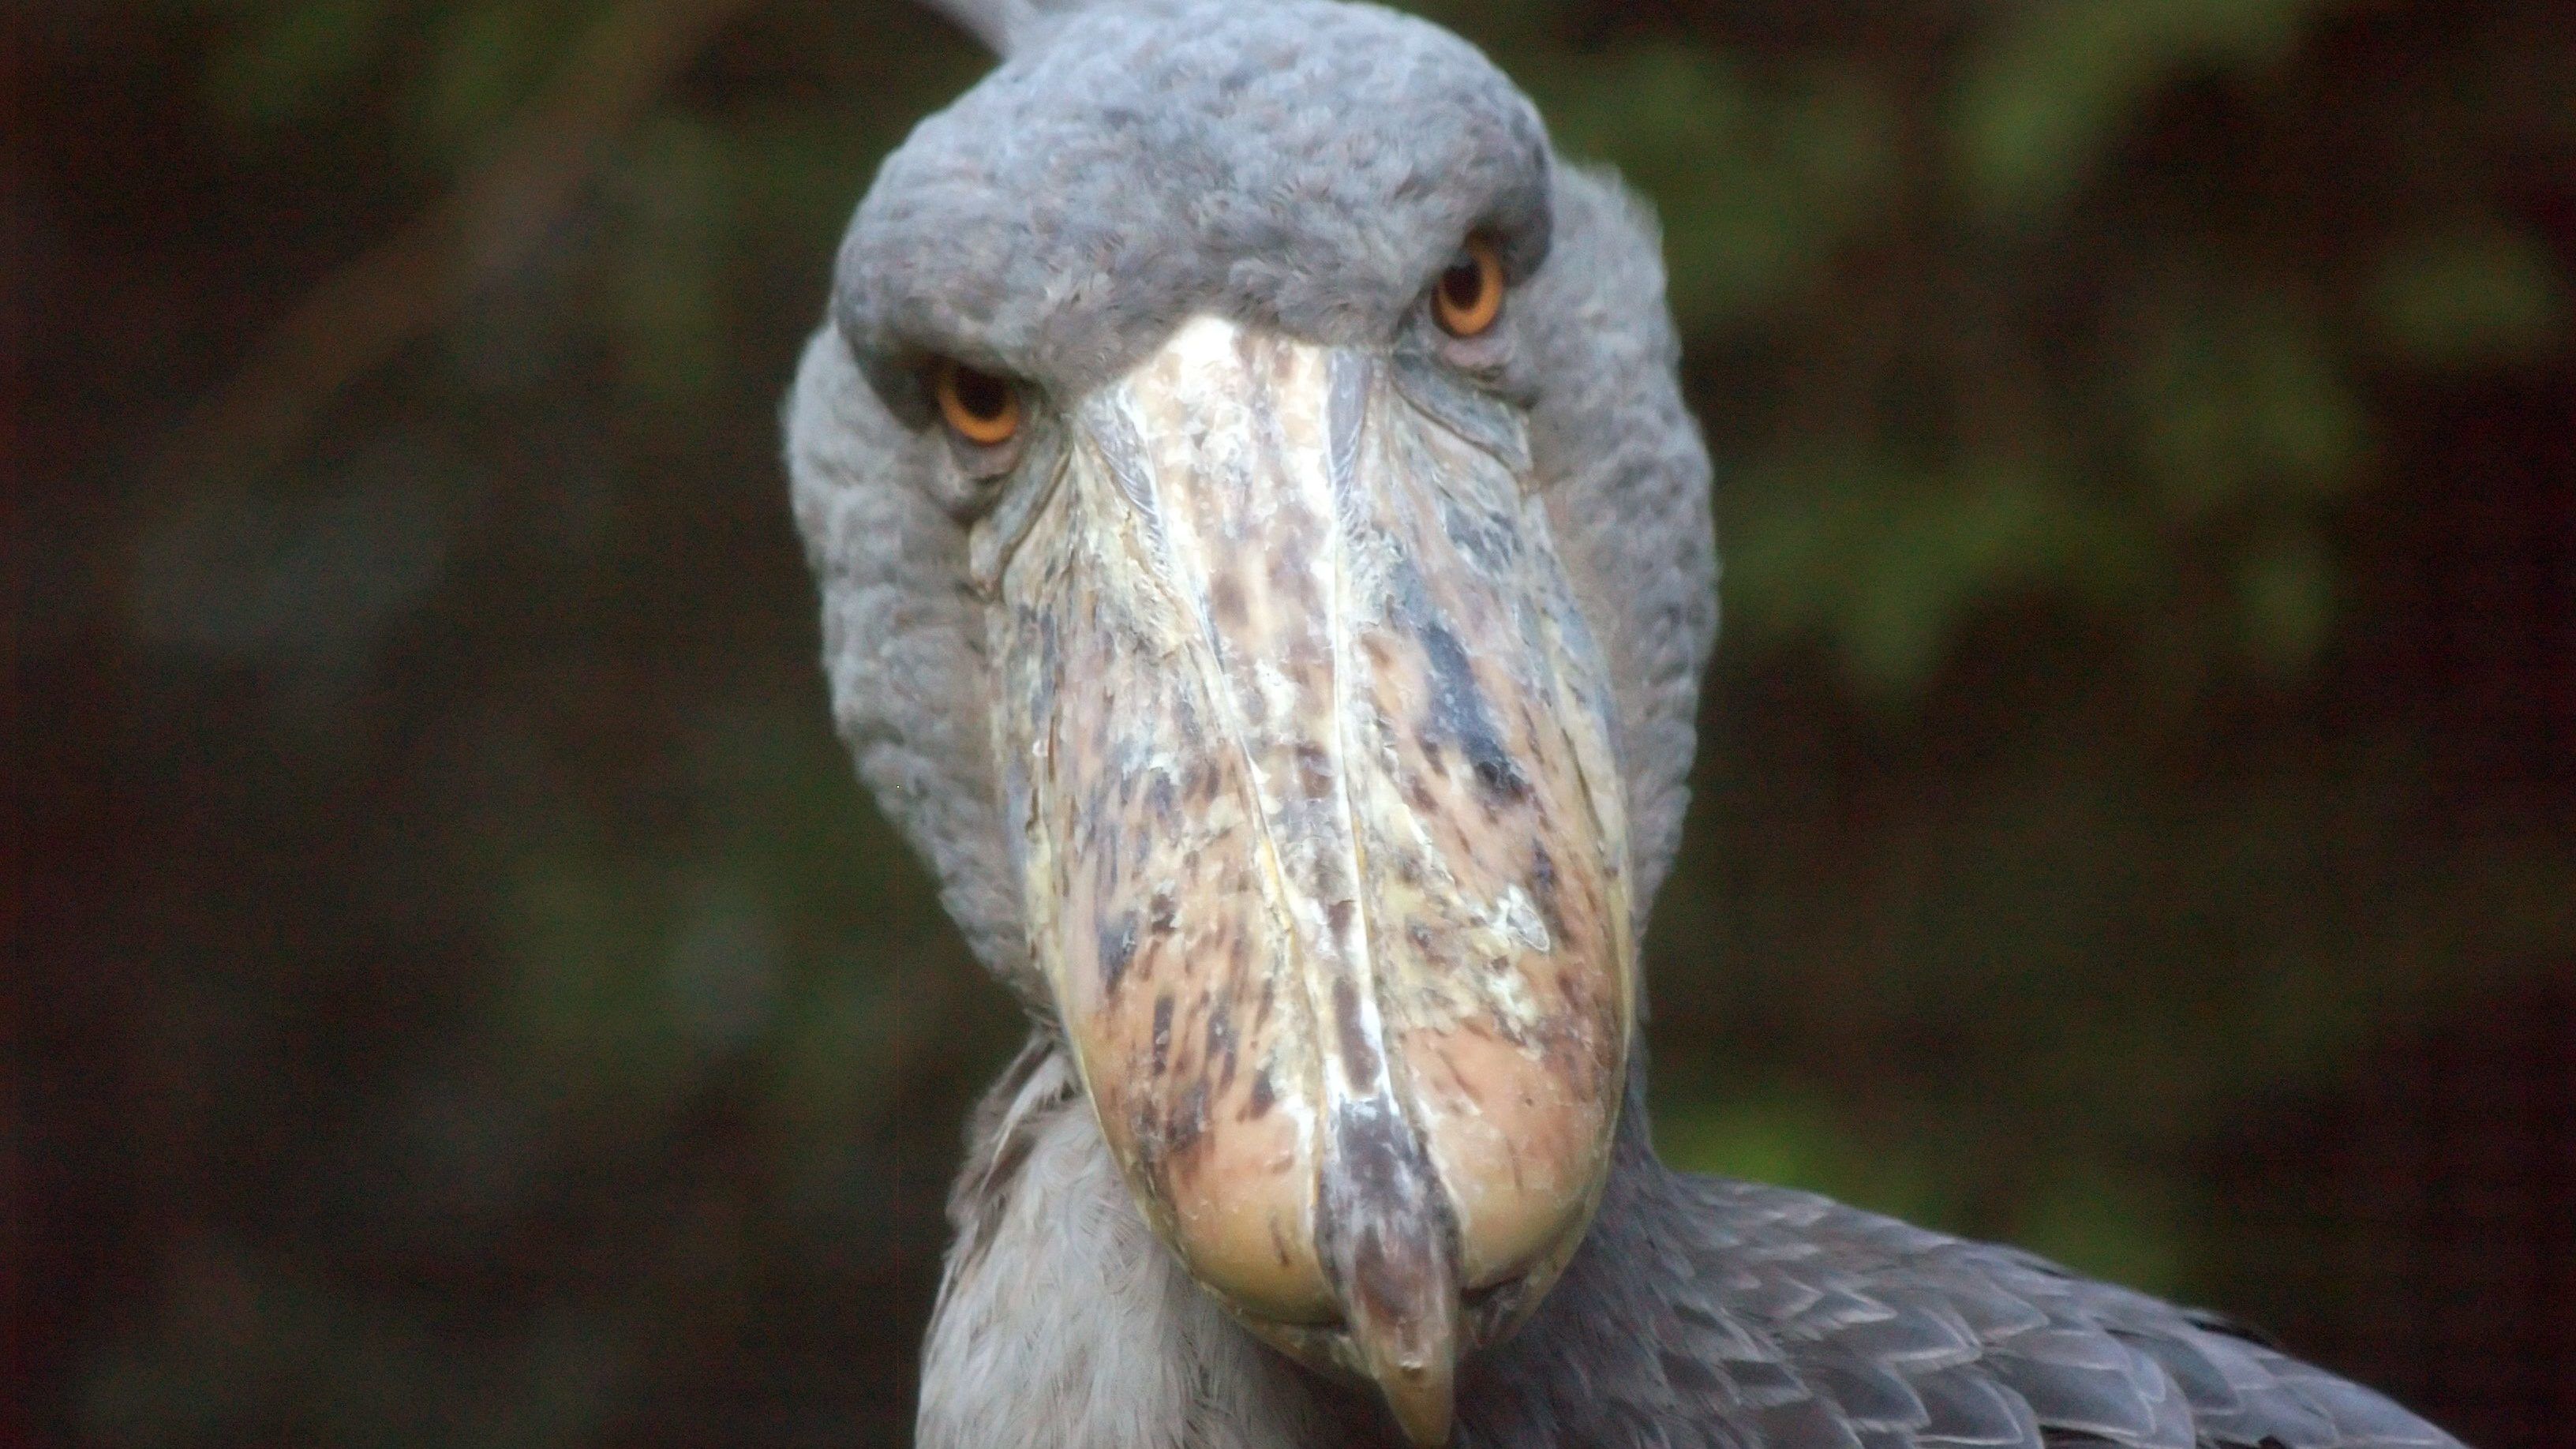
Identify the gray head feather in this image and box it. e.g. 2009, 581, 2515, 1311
840, 2, 1552, 398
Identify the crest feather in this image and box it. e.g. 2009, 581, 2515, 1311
916, 0, 1039, 53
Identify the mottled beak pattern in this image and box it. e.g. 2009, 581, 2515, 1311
983, 316, 1634, 1445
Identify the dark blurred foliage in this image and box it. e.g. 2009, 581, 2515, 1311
10, 0, 2573, 1444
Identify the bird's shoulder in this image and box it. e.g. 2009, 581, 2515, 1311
1466, 1166, 2460, 1449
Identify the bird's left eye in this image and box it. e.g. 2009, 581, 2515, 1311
1432, 236, 1506, 338
932, 359, 1023, 447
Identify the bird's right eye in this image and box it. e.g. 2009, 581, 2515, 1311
1432, 236, 1506, 338
932, 359, 1022, 447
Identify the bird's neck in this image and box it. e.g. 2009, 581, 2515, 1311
919, 1034, 1667, 1449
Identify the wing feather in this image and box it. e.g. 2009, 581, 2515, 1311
1462, 1159, 2463, 1449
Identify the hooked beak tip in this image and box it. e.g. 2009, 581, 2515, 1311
1325, 1096, 1466, 1445
1371, 1351, 1458, 1447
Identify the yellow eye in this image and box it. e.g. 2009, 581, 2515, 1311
1432, 236, 1506, 338
932, 359, 1021, 447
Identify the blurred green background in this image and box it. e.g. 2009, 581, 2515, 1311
13, 0, 2574, 1444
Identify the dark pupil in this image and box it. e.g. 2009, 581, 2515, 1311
1440, 258, 1484, 311
953, 366, 1009, 421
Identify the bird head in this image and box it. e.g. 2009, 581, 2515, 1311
788, 2, 1716, 1440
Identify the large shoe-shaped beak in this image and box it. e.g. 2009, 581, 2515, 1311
981, 316, 1634, 1446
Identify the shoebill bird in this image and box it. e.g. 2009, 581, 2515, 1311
784, 2, 2465, 1445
